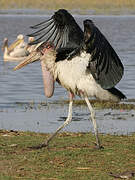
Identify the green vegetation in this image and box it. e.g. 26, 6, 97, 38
0, 130, 135, 179
0, 0, 135, 14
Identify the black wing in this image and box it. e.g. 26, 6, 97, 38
28, 9, 83, 60
83, 20, 124, 89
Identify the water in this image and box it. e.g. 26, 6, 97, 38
0, 13, 135, 134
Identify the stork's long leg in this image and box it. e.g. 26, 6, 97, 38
84, 96, 102, 149
45, 93, 73, 145
30, 92, 74, 149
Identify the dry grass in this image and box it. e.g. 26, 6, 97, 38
1, 0, 135, 14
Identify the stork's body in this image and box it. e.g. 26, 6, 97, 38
43, 49, 124, 102
14, 9, 126, 149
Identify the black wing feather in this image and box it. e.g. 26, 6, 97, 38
30, 18, 54, 29
28, 9, 83, 54
28, 20, 55, 37
83, 20, 124, 89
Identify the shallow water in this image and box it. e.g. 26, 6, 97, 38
0, 13, 135, 134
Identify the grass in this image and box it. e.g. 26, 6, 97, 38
66, 99, 135, 110
0, 130, 135, 179
16, 99, 135, 111
0, 0, 135, 14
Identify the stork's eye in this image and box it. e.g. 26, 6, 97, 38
46, 45, 51, 49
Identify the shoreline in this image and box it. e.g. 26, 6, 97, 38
1, 10, 135, 16
0, 8, 135, 15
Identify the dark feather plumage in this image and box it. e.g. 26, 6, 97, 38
27, 9, 124, 90
83, 20, 124, 89
28, 9, 83, 52
107, 87, 126, 100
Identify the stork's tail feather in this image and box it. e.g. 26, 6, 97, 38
108, 87, 126, 100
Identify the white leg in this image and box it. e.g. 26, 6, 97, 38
84, 96, 101, 148
31, 92, 74, 149
45, 96, 73, 145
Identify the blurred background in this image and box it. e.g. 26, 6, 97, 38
0, 0, 135, 15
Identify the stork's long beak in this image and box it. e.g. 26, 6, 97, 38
13, 42, 44, 70
13, 50, 41, 71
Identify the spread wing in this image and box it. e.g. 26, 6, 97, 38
28, 9, 83, 56
83, 20, 124, 89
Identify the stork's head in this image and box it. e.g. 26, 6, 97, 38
13, 42, 56, 71
37, 42, 55, 54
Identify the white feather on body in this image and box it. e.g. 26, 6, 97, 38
42, 50, 119, 101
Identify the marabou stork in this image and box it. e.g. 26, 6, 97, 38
14, 9, 126, 149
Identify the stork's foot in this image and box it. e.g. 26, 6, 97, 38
93, 143, 104, 150
28, 142, 48, 149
